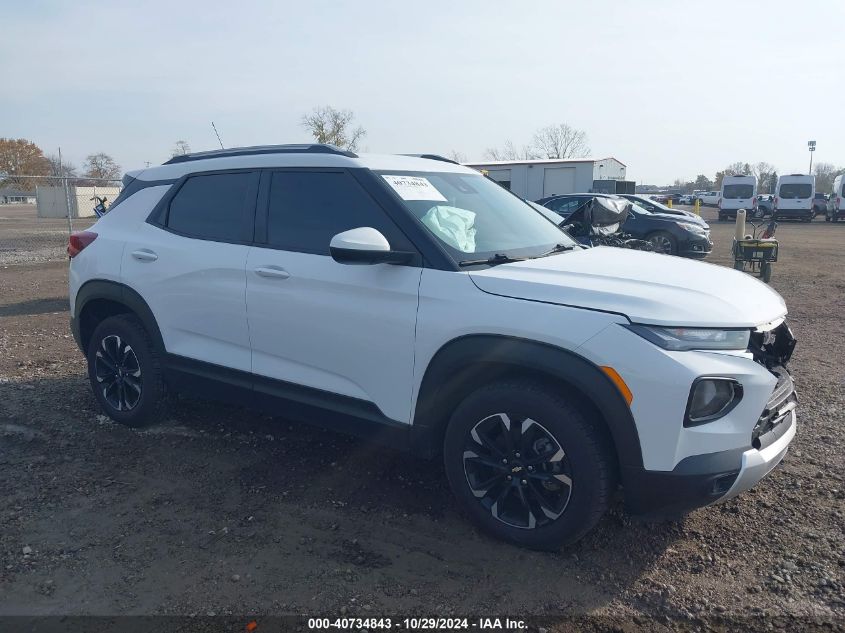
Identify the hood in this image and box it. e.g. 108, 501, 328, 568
469, 247, 786, 328
648, 211, 708, 226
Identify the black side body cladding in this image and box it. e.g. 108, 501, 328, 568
411, 335, 644, 471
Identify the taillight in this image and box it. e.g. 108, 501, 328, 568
837, 197, 842, 207
717, 197, 722, 208
774, 197, 778, 209
68, 231, 97, 258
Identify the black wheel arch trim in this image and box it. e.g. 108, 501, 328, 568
411, 334, 644, 472
72, 280, 165, 355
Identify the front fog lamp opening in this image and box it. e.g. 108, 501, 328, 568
684, 378, 743, 427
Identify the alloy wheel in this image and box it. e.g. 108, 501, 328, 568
462, 413, 572, 529
94, 335, 142, 411
649, 234, 674, 254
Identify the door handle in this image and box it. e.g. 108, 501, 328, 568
254, 266, 290, 279
131, 249, 158, 262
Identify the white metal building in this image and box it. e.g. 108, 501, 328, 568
36, 185, 122, 218
463, 157, 627, 201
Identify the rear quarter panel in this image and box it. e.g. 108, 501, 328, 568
69, 186, 171, 315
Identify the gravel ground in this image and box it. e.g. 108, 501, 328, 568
0, 208, 843, 630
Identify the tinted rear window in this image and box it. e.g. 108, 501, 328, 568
167, 172, 252, 240
778, 183, 812, 199
723, 184, 754, 199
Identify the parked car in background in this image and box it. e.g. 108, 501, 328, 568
697, 191, 720, 206
774, 174, 816, 222
756, 195, 775, 217
678, 194, 696, 205
649, 193, 668, 203
618, 194, 707, 226
537, 193, 712, 258
718, 175, 757, 221
826, 174, 844, 222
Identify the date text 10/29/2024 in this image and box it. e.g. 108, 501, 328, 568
307, 617, 527, 630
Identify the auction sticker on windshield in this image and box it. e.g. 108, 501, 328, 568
382, 175, 447, 201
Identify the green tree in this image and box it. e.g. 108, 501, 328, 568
693, 174, 713, 190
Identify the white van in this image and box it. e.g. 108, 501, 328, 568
826, 174, 845, 222
774, 174, 815, 222
719, 175, 757, 220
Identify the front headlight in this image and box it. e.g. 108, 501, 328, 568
624, 324, 751, 351
676, 221, 706, 234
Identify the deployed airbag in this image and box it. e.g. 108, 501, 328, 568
421, 205, 477, 252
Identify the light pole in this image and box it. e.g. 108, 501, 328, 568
808, 140, 816, 175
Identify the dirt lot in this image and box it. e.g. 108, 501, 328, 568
1, 206, 843, 629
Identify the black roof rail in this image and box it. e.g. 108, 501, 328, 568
401, 153, 460, 165
164, 144, 358, 165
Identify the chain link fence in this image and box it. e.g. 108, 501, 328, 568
0, 176, 122, 266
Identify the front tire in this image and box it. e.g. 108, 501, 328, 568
443, 380, 615, 550
87, 314, 167, 427
647, 231, 677, 255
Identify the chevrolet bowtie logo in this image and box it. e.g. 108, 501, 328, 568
511, 465, 523, 473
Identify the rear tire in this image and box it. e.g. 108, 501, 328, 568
761, 263, 773, 283
443, 380, 615, 550
87, 314, 168, 428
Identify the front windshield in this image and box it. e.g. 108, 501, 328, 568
377, 171, 577, 260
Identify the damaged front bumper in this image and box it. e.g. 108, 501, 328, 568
622, 321, 798, 516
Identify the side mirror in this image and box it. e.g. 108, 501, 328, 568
329, 227, 413, 265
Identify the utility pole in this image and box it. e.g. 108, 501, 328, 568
808, 140, 816, 175
58, 147, 73, 234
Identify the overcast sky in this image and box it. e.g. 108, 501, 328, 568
2, 0, 843, 184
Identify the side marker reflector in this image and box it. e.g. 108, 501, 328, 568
600, 366, 633, 406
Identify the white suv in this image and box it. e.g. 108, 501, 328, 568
68, 145, 798, 549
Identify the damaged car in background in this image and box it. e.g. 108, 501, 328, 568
536, 193, 713, 257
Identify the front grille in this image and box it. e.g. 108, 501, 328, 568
752, 366, 796, 449
748, 320, 797, 449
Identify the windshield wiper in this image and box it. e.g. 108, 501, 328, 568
535, 243, 576, 258
458, 253, 529, 267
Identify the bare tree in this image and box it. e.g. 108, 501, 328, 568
813, 162, 844, 193
301, 106, 366, 151
0, 138, 50, 188
171, 140, 191, 157
447, 149, 467, 163
531, 124, 590, 159
83, 152, 122, 183
751, 161, 776, 193
46, 154, 78, 185
483, 140, 537, 161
